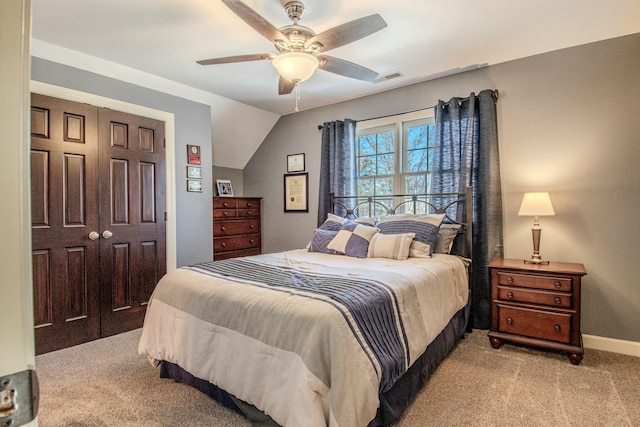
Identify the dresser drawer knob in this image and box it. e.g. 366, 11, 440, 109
220, 226, 226, 232
506, 317, 513, 325
247, 211, 253, 216
249, 224, 254, 229
249, 239, 255, 244
554, 281, 561, 289
554, 324, 561, 332
507, 292, 513, 300
223, 202, 229, 208
554, 297, 561, 305
223, 212, 228, 216
507, 277, 513, 285
221, 243, 227, 248
247, 203, 252, 207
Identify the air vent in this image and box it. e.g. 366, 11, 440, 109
373, 72, 403, 83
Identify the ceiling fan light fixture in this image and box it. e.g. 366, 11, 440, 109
272, 52, 319, 83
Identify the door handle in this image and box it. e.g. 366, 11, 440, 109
88, 231, 100, 241
102, 230, 113, 239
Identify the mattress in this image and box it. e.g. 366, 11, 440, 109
138, 249, 469, 427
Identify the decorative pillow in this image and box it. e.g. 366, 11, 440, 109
367, 232, 415, 260
308, 229, 338, 254
377, 213, 445, 257
434, 224, 462, 254
318, 213, 378, 231
327, 221, 379, 258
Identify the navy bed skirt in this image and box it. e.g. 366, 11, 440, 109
159, 304, 470, 427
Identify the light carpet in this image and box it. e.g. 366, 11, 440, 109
35, 329, 639, 426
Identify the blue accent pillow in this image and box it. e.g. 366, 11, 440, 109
377, 213, 445, 257
308, 229, 338, 254
327, 221, 379, 258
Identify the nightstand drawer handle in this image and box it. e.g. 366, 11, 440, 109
506, 317, 513, 325
507, 292, 514, 300
554, 324, 561, 332
554, 281, 561, 289
554, 297, 562, 305
507, 277, 513, 285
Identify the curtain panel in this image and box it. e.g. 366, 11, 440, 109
433, 89, 503, 329
317, 119, 357, 226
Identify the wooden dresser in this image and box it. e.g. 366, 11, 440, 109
213, 196, 261, 260
487, 258, 587, 364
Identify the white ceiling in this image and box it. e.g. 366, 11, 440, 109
31, 0, 640, 116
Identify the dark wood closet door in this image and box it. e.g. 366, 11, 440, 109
98, 108, 166, 337
31, 94, 101, 354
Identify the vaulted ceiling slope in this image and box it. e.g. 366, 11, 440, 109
31, 0, 640, 168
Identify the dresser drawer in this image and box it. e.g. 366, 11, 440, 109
238, 199, 259, 209
214, 234, 261, 252
213, 209, 238, 219
214, 219, 260, 236
238, 207, 260, 218
496, 272, 572, 292
214, 248, 261, 260
213, 198, 237, 209
497, 286, 573, 308
497, 304, 572, 344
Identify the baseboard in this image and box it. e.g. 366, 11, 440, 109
583, 334, 640, 357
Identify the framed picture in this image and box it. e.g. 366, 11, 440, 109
287, 153, 305, 173
186, 166, 202, 179
216, 179, 234, 197
284, 172, 308, 212
187, 144, 201, 165
187, 179, 202, 192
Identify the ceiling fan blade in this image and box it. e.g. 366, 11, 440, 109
222, 0, 288, 44
278, 77, 295, 95
197, 53, 276, 65
307, 14, 387, 52
317, 55, 379, 81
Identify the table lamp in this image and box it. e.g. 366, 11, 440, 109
518, 192, 555, 264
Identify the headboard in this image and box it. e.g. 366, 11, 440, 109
329, 186, 473, 260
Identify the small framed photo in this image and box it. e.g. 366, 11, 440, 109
186, 166, 202, 179
284, 172, 309, 212
287, 153, 305, 173
187, 179, 202, 192
216, 179, 234, 197
187, 144, 201, 165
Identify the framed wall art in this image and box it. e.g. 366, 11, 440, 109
287, 153, 305, 173
187, 144, 201, 165
284, 172, 308, 212
186, 166, 202, 179
216, 179, 234, 197
187, 179, 203, 192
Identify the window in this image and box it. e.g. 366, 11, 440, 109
355, 109, 435, 215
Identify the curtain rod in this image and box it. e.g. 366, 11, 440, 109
317, 89, 499, 129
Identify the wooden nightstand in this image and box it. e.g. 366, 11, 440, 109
487, 258, 587, 365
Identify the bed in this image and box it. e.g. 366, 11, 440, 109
138, 188, 473, 427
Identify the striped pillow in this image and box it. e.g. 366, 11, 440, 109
377, 213, 445, 257
367, 232, 415, 260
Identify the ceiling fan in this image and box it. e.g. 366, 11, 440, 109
197, 0, 387, 96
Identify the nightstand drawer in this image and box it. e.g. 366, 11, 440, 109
497, 286, 572, 308
497, 304, 572, 344
496, 272, 572, 292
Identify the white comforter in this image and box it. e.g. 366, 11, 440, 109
138, 250, 468, 427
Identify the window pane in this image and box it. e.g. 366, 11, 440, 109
404, 174, 426, 194
377, 131, 395, 154
358, 135, 376, 156
407, 125, 428, 150
377, 153, 395, 175
357, 178, 375, 196
358, 156, 376, 177
376, 177, 393, 195
406, 149, 429, 172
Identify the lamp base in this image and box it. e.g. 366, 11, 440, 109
524, 258, 550, 265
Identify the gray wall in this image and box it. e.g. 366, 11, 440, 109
244, 33, 640, 342
32, 58, 213, 267
213, 166, 244, 197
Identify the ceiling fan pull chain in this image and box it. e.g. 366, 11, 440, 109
295, 83, 300, 112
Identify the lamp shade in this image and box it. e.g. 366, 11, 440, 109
518, 192, 555, 216
272, 52, 319, 83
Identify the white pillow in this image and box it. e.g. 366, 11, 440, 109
367, 232, 415, 260
434, 224, 462, 254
